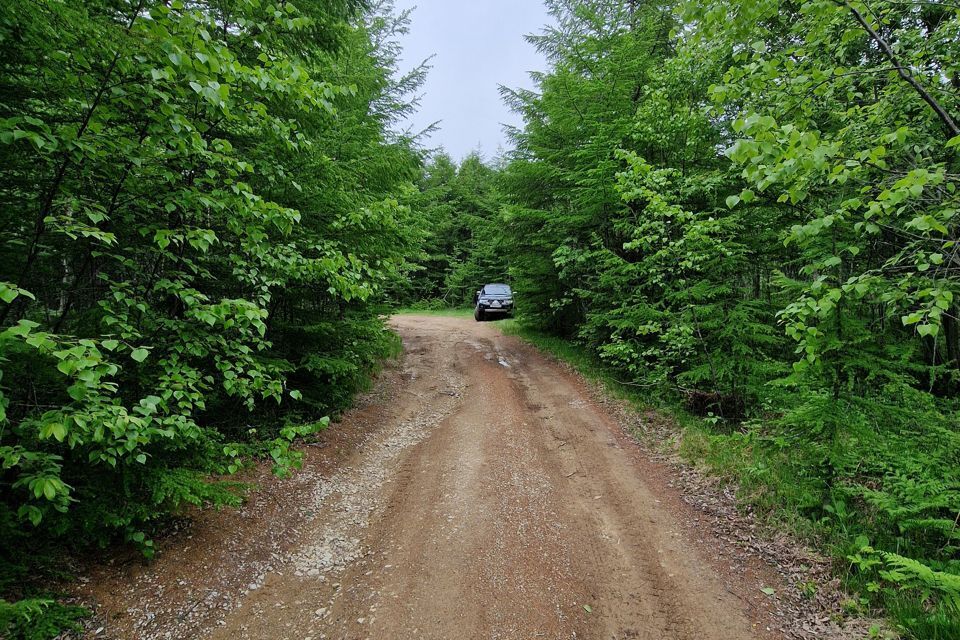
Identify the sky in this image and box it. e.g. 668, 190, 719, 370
394, 0, 552, 162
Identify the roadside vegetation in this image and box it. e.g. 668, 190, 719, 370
492, 1, 960, 637
393, 305, 474, 318
0, 0, 422, 636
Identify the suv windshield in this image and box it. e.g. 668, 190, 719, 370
483, 285, 511, 296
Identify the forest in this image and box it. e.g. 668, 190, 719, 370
1, 0, 959, 638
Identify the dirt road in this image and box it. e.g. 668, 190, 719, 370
209, 314, 769, 640
82, 314, 788, 639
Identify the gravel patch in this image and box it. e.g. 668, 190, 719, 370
289, 364, 466, 589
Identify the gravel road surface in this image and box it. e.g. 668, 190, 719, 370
80, 314, 787, 640
211, 315, 765, 639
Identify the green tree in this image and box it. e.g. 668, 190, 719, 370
499, 0, 960, 634
0, 1, 423, 635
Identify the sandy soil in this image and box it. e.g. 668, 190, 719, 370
77, 315, 811, 640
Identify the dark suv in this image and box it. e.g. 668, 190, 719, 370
474, 283, 514, 321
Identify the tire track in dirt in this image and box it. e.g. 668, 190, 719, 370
79, 315, 794, 640
202, 315, 769, 640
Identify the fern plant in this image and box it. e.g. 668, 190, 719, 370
877, 551, 960, 615
0, 598, 86, 640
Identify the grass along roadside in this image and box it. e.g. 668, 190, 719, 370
499, 321, 957, 640
392, 306, 474, 319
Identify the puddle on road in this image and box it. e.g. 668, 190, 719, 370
460, 336, 517, 369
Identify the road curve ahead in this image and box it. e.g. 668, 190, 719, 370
209, 314, 769, 640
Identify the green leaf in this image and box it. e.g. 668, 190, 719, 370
725, 195, 740, 209
901, 312, 923, 326
57, 359, 77, 376
917, 324, 939, 337
760, 587, 775, 596
50, 423, 67, 442
130, 348, 150, 362
583, 604, 593, 613
19, 505, 42, 526
0, 285, 17, 304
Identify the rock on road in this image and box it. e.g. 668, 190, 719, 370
203, 314, 766, 640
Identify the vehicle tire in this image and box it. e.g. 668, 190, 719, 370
474, 308, 484, 322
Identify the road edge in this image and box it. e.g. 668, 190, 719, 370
499, 323, 891, 640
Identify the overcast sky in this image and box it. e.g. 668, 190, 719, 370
395, 0, 552, 161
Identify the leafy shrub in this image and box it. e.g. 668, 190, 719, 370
488, 0, 960, 636
0, 0, 423, 635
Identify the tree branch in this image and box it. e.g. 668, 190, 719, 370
835, 0, 960, 138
